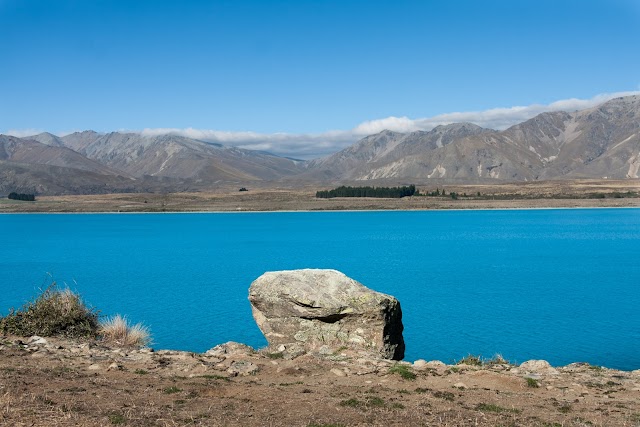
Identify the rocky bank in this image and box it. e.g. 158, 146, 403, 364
1, 334, 640, 426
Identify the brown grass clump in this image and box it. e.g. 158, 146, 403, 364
99, 315, 151, 347
0, 283, 99, 338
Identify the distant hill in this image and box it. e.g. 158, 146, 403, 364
1, 132, 305, 195
303, 95, 640, 182
1, 95, 639, 195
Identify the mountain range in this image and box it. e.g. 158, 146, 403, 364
2, 95, 639, 195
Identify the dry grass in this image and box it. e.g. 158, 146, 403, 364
98, 314, 151, 347
0, 283, 98, 338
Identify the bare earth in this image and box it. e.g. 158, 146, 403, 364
1, 180, 640, 213
1, 336, 639, 427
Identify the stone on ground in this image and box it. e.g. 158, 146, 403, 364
248, 269, 404, 360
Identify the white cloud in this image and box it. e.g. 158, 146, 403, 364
5, 91, 639, 159
5, 128, 45, 138
364, 90, 640, 133
136, 91, 640, 158
352, 116, 420, 135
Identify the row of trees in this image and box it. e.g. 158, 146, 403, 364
7, 192, 36, 201
316, 185, 417, 199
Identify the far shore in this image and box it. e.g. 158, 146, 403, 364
2, 179, 640, 213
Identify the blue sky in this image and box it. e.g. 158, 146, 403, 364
1, 0, 639, 157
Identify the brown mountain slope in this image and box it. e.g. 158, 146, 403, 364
304, 95, 640, 182
0, 135, 129, 177
0, 160, 139, 195
59, 132, 304, 181
304, 123, 489, 181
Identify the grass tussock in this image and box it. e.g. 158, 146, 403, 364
0, 283, 98, 338
99, 314, 150, 347
526, 377, 540, 388
455, 353, 513, 367
389, 364, 417, 380
457, 354, 483, 366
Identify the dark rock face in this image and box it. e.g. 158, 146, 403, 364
248, 269, 405, 360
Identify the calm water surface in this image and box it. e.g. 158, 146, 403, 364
1, 209, 639, 370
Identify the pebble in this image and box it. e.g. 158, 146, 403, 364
227, 361, 259, 376
413, 359, 428, 370
330, 368, 346, 377
453, 382, 467, 389
87, 364, 102, 370
28, 336, 48, 345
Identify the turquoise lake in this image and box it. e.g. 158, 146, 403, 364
1, 209, 639, 370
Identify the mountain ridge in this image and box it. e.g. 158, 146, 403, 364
2, 95, 639, 195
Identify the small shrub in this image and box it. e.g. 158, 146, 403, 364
457, 354, 483, 366
389, 364, 417, 380
0, 283, 98, 338
201, 374, 230, 382
432, 390, 455, 401
99, 314, 150, 347
108, 413, 125, 425
485, 354, 511, 366
526, 377, 540, 388
367, 396, 385, 407
164, 386, 182, 394
134, 369, 148, 375
558, 404, 572, 413
266, 352, 284, 359
475, 403, 521, 414
339, 398, 362, 408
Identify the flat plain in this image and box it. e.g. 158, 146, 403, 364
1, 180, 640, 213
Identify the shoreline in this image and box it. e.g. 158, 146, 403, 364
2, 204, 640, 215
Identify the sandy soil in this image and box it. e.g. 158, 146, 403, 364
1, 336, 639, 427
1, 180, 640, 213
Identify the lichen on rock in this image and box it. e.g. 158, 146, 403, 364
248, 269, 404, 360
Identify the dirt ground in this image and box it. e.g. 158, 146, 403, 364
1, 180, 640, 213
1, 336, 639, 427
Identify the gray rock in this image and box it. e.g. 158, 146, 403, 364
520, 360, 559, 375
28, 336, 48, 345
413, 359, 428, 370
330, 368, 346, 377
248, 269, 404, 360
206, 342, 254, 358
227, 361, 259, 376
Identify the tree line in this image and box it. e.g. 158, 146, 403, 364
316, 185, 417, 199
7, 192, 36, 201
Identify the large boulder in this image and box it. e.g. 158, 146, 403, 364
248, 269, 404, 360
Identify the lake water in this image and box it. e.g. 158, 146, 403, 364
1, 209, 639, 370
